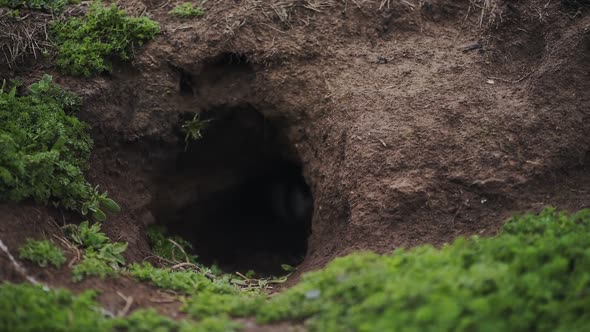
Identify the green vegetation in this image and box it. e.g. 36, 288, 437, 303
72, 253, 118, 282
0, 0, 73, 12
183, 290, 263, 319
81, 186, 121, 222
128, 262, 264, 319
0, 284, 241, 332
51, 2, 160, 76
256, 208, 590, 331
67, 221, 128, 282
112, 308, 241, 332
182, 113, 209, 151
0, 75, 119, 219
18, 239, 66, 268
0, 75, 90, 211
168, 2, 205, 18
147, 225, 196, 263
0, 285, 109, 331
6, 208, 590, 330
128, 262, 234, 295
64, 221, 109, 249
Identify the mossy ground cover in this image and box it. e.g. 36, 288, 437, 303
3, 208, 590, 331
257, 208, 590, 331
0, 0, 76, 12
0, 283, 241, 332
51, 2, 160, 76
18, 239, 66, 268
168, 2, 205, 18
0, 75, 120, 222
0, 75, 92, 211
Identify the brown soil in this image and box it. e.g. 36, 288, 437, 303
1, 0, 590, 326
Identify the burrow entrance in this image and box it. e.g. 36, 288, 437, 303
150, 105, 313, 275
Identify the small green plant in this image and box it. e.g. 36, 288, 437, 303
7, 9, 20, 17
169, 2, 205, 17
18, 239, 66, 268
0, 284, 110, 331
0, 75, 119, 220
128, 262, 264, 319
0, 284, 241, 332
147, 225, 196, 263
28, 74, 82, 112
281, 264, 296, 272
0, 0, 70, 11
51, 2, 161, 76
81, 186, 121, 222
182, 113, 210, 151
72, 252, 117, 282
64, 221, 110, 249
67, 221, 128, 282
0, 75, 93, 211
128, 262, 232, 294
71, 242, 127, 282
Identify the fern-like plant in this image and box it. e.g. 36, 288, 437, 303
18, 239, 66, 268
51, 2, 160, 76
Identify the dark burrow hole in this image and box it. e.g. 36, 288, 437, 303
150, 105, 313, 275
179, 70, 194, 96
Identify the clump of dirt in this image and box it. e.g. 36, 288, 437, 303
1, 0, 589, 299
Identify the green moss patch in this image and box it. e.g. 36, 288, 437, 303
51, 2, 160, 76
168, 2, 204, 18
0, 283, 241, 332
257, 208, 590, 331
18, 239, 66, 268
0, 75, 92, 211
0, 0, 75, 12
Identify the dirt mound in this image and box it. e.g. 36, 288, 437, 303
1, 0, 589, 290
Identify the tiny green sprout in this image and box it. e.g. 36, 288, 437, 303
7, 9, 20, 18
182, 113, 210, 151
169, 2, 205, 18
281, 264, 296, 272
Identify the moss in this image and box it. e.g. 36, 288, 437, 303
51, 2, 160, 76
6, 208, 590, 330
18, 239, 66, 268
256, 208, 590, 331
112, 308, 241, 332
0, 75, 92, 211
0, 0, 74, 12
72, 253, 118, 282
0, 284, 110, 332
0, 284, 241, 332
168, 2, 204, 18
